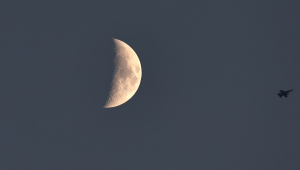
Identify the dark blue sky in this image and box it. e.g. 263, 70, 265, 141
1, 1, 300, 169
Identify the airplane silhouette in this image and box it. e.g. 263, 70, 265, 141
277, 89, 293, 98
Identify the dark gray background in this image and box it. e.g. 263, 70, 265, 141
1, 0, 299, 169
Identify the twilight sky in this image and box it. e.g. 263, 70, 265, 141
1, 1, 300, 169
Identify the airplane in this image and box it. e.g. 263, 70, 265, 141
277, 89, 293, 98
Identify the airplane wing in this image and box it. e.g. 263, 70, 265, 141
278, 93, 283, 98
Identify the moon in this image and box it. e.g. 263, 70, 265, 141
104, 39, 142, 108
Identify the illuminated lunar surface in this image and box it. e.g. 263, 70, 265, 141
104, 39, 142, 108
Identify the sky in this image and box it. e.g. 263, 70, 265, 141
1, 0, 300, 169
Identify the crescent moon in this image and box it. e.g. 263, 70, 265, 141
104, 39, 142, 108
